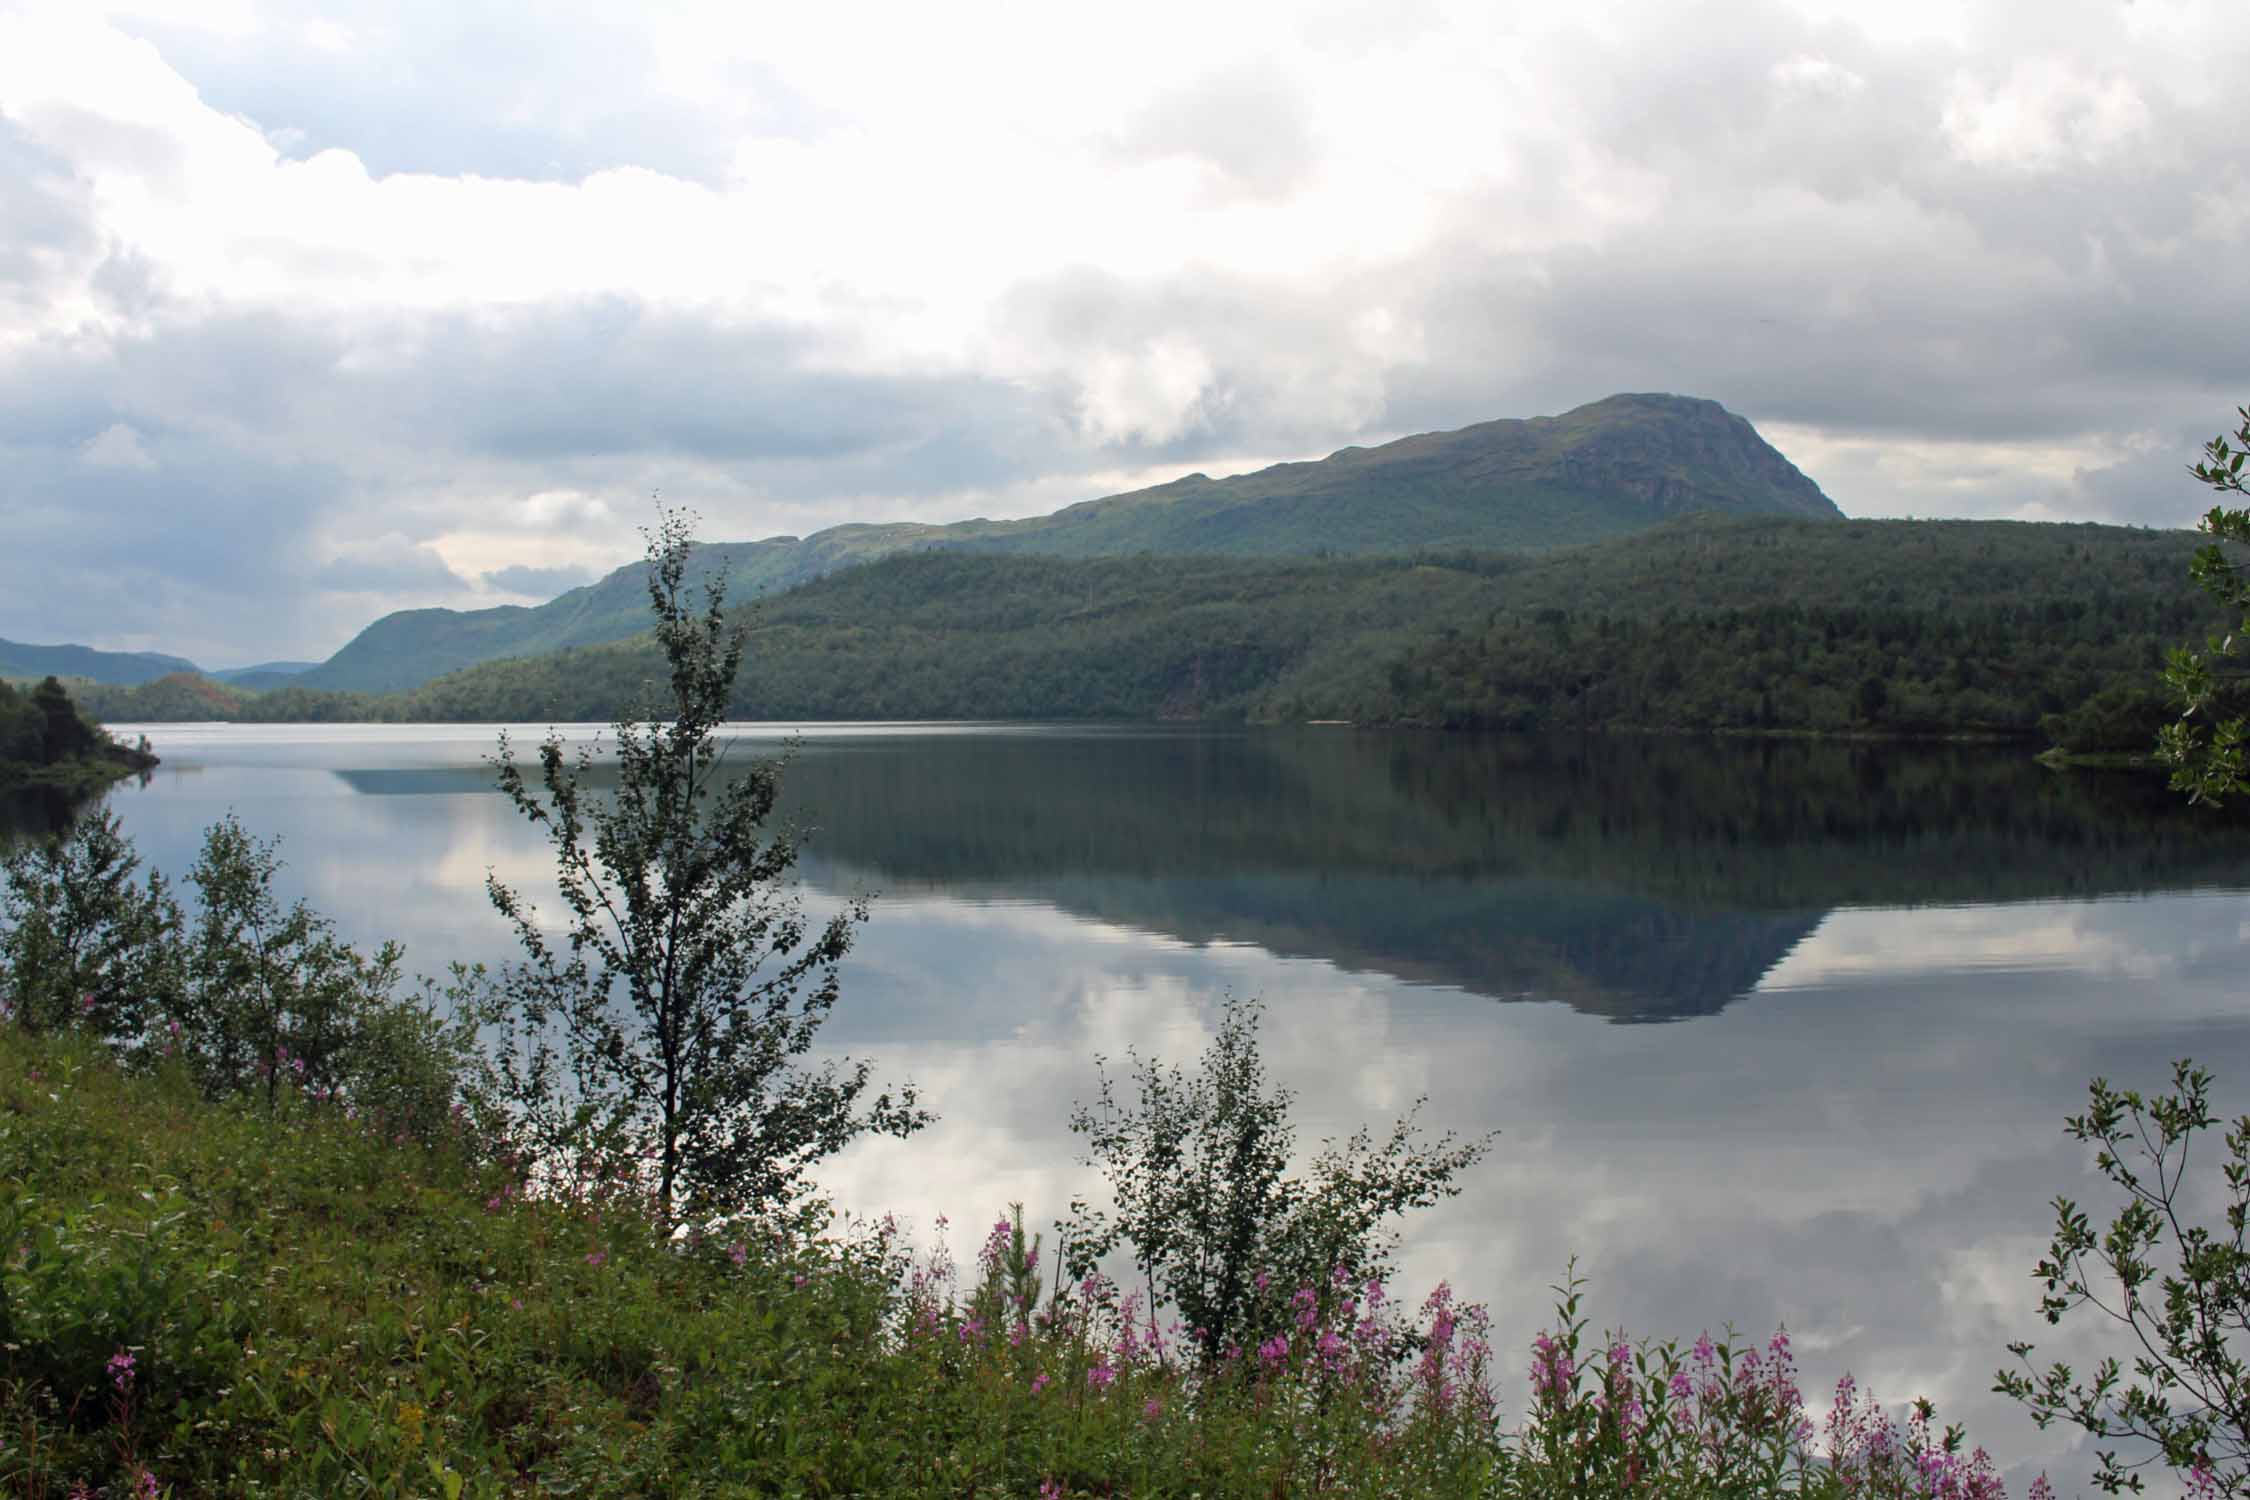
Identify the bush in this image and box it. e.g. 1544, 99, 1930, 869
0, 806, 176, 1042
1062, 993, 1494, 1366
0, 810, 484, 1145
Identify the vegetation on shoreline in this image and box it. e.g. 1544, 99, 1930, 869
0, 676, 157, 793
0, 1019, 2040, 1499
65, 517, 2236, 750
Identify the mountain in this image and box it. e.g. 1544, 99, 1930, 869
296, 393, 1841, 694
210, 660, 317, 682
209, 661, 319, 692
0, 637, 201, 686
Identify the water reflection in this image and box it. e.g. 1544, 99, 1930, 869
305, 729, 2250, 1022
71, 724, 2250, 1493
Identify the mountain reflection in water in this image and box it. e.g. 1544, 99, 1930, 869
323, 729, 2250, 1022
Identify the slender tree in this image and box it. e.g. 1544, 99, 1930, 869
485, 508, 926, 1220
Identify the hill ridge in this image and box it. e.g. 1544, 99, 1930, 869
292, 393, 1840, 695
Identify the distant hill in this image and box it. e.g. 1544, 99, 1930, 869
72, 671, 248, 723
295, 393, 1841, 694
211, 661, 318, 678
207, 661, 319, 694
0, 637, 200, 686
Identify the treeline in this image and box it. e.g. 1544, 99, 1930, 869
0, 676, 154, 788
65, 516, 2239, 742
1320, 593, 2216, 735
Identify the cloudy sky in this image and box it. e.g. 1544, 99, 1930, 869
2, 0, 2245, 665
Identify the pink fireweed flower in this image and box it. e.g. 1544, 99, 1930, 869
1030, 1371, 1051, 1395
1116, 1293, 1145, 1366
106, 1348, 136, 1393
585, 1250, 606, 1267
1039, 1480, 1062, 1500
1259, 1333, 1290, 1366
1144, 1396, 1163, 1420
1087, 1363, 1116, 1390
1418, 1282, 1460, 1406
1529, 1333, 1573, 1402
958, 1317, 985, 1344
979, 1216, 1011, 1278
727, 1241, 747, 1267
1293, 1286, 1319, 1331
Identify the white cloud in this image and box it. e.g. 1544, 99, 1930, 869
2, 0, 2247, 658
79, 421, 156, 469
1942, 59, 2152, 171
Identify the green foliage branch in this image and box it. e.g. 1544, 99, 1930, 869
0, 807, 175, 1042
2158, 406, 2250, 801
1997, 1062, 2250, 1495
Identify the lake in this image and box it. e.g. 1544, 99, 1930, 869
48, 721, 2250, 1491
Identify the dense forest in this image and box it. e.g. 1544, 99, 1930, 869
62, 516, 2237, 745
0, 676, 157, 791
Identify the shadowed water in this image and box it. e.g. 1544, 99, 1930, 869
53, 722, 2250, 1493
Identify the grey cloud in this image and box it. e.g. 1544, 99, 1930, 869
483, 562, 596, 597
1110, 63, 1320, 199
119, 0, 828, 186
0, 430, 346, 664
312, 543, 472, 596
0, 116, 97, 311
0, 295, 1097, 657
983, 6, 2249, 496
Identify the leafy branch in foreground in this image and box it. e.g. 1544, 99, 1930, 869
481, 507, 927, 1222
1996, 1061, 2250, 1495
2159, 405, 2250, 802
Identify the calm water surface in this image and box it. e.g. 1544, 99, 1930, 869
62, 723, 2250, 1490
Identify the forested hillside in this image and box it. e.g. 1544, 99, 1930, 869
77, 516, 2230, 745
292, 393, 1838, 694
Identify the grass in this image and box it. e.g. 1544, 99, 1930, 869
0, 1026, 1510, 1498
0, 1021, 2049, 1498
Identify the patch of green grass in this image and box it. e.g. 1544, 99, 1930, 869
0, 1025, 2042, 1498
0, 1027, 1507, 1498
